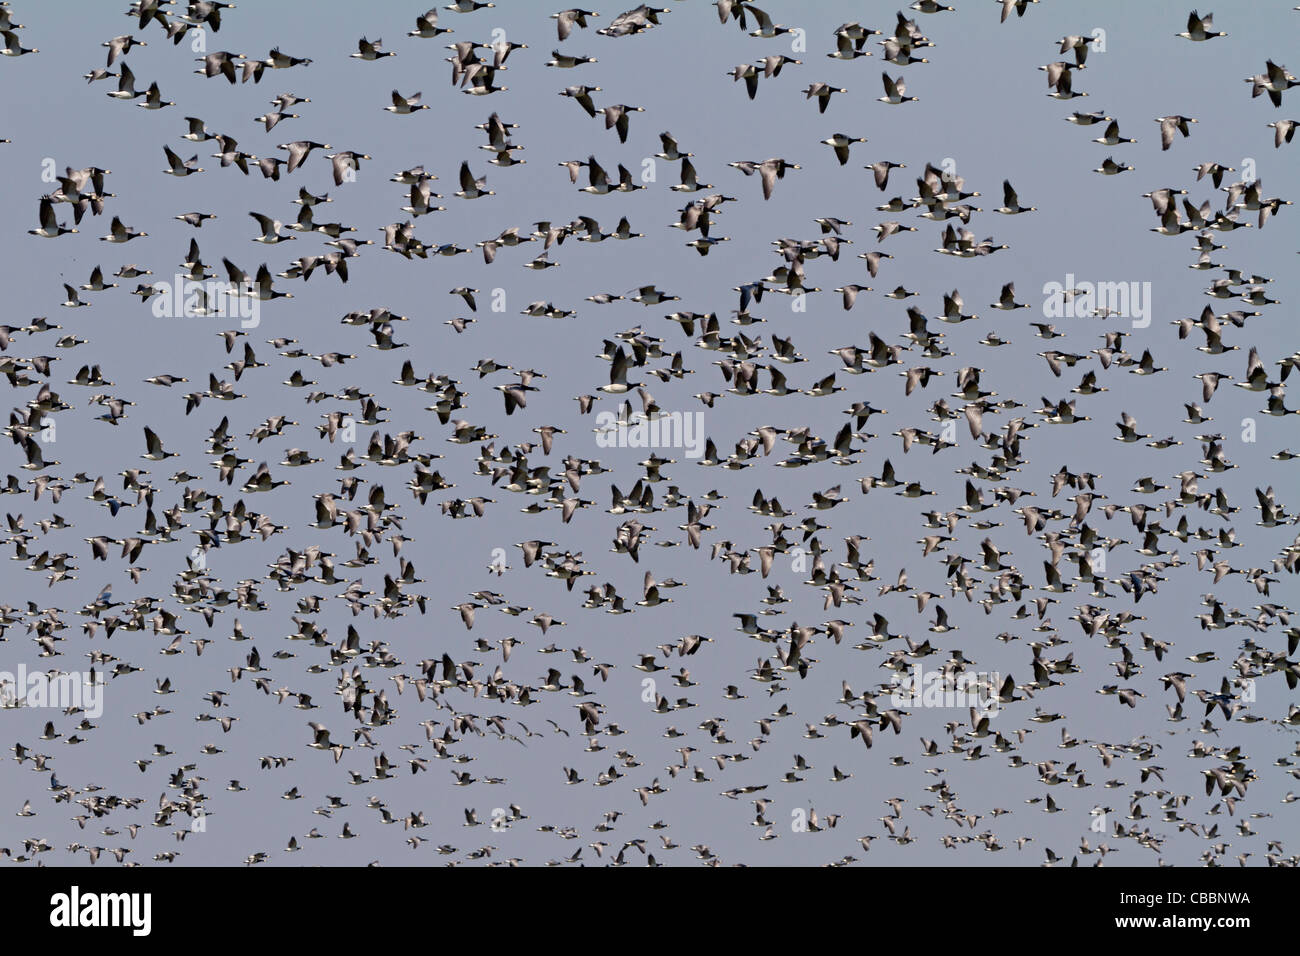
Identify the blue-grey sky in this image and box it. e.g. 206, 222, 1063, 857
0, 0, 1297, 867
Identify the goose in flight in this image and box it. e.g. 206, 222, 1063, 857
409, 8, 452, 37
162, 146, 203, 176
655, 131, 692, 161
1093, 156, 1133, 175
250, 212, 294, 244
137, 80, 173, 110
804, 83, 848, 114
60, 284, 88, 309
997, 0, 1040, 22
1268, 119, 1297, 147
559, 84, 601, 117
30, 198, 77, 238
602, 103, 644, 143
729, 62, 760, 100
99, 216, 147, 243
107, 62, 141, 99
196, 51, 245, 83
990, 283, 1029, 310
0, 28, 36, 56
829, 26, 874, 60
553, 8, 599, 41
385, 90, 429, 114
103, 34, 145, 66
1156, 114, 1198, 150
1246, 59, 1299, 107
281, 140, 331, 173
671, 158, 712, 192
253, 107, 293, 135
547, 50, 597, 69
351, 37, 394, 60
878, 73, 917, 104
729, 158, 801, 200
995, 180, 1035, 214
327, 151, 371, 185
1091, 120, 1135, 146
820, 133, 867, 165
1177, 10, 1226, 41
745, 5, 789, 38
1065, 109, 1109, 125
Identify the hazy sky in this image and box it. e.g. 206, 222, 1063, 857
0, 0, 1296, 867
